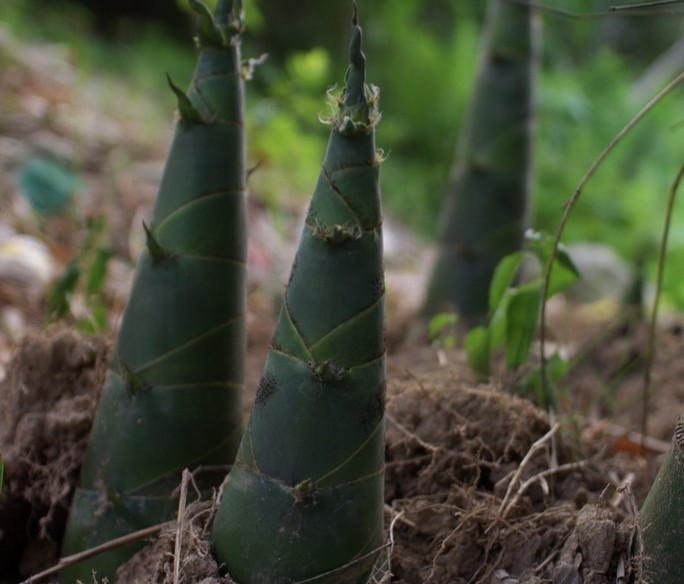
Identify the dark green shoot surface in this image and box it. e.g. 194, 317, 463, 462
421, 0, 536, 323
212, 8, 386, 584
640, 418, 684, 584
60, 0, 247, 580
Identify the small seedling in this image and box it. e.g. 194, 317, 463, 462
428, 311, 459, 349
464, 229, 580, 392
428, 313, 459, 365
48, 215, 113, 333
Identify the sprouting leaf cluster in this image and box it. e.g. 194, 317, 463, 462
464, 230, 580, 378
428, 312, 459, 351
47, 215, 113, 333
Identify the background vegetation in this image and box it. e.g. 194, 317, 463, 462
4, 0, 684, 304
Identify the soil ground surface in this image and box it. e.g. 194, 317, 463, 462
0, 309, 679, 584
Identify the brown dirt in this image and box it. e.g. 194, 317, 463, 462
0, 328, 110, 582
562, 316, 684, 443
0, 312, 669, 584
115, 500, 233, 584
382, 354, 645, 584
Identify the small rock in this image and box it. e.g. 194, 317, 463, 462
565, 243, 631, 303
0, 234, 54, 288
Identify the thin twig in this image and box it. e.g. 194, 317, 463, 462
499, 422, 560, 514
426, 521, 466, 583
384, 503, 417, 528
385, 412, 441, 454
173, 469, 191, 584
19, 521, 172, 584
611, 0, 684, 9
533, 549, 560, 574
641, 164, 684, 442
618, 482, 645, 583
505, 0, 609, 17
610, 472, 636, 510
504, 0, 684, 17
502, 460, 590, 519
540, 71, 684, 409
549, 408, 559, 470
385, 509, 404, 582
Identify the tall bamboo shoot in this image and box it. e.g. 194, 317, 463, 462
422, 0, 537, 323
212, 9, 385, 584
640, 416, 684, 584
60, 1, 247, 580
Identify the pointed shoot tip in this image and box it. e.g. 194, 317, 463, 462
344, 5, 366, 109
329, 0, 382, 134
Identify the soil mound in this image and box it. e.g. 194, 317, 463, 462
383, 356, 643, 583
0, 328, 110, 581
0, 334, 654, 584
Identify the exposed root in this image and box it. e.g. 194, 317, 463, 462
499, 422, 560, 515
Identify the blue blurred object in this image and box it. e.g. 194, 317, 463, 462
18, 155, 81, 216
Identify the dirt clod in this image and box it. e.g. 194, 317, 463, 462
115, 501, 234, 584
0, 328, 110, 580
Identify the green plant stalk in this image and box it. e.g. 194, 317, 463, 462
421, 0, 537, 323
640, 416, 684, 583
60, 1, 247, 580
212, 11, 385, 584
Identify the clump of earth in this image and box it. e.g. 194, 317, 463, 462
0, 328, 110, 581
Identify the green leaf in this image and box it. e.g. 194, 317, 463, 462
428, 312, 458, 340
488, 294, 509, 353
166, 74, 205, 124
489, 251, 525, 312
86, 247, 113, 296
504, 285, 541, 369
464, 326, 491, 375
48, 262, 81, 319
525, 230, 580, 297
547, 244, 581, 296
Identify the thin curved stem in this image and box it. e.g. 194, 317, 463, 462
539, 71, 684, 409
641, 164, 684, 441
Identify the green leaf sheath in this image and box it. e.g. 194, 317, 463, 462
212, 14, 385, 584
640, 418, 684, 584
60, 1, 246, 580
422, 0, 537, 322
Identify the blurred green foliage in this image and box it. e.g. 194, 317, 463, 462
18, 155, 81, 215
48, 215, 112, 333
4, 0, 684, 304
